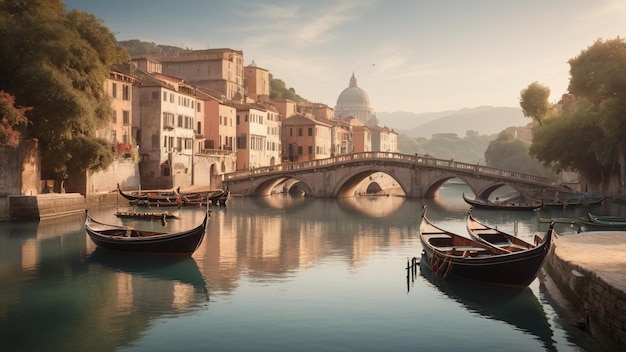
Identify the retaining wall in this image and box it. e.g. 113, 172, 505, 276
546, 243, 625, 351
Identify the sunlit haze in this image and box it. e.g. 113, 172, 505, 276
64, 0, 626, 113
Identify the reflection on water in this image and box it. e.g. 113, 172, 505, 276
1, 182, 617, 351
415, 253, 557, 352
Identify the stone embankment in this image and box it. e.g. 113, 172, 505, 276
546, 231, 626, 351
6, 193, 85, 221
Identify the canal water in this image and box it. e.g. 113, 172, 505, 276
1, 182, 622, 351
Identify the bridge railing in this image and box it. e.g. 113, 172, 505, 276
223, 152, 559, 186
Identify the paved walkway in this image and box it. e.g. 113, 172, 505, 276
549, 231, 626, 350
552, 231, 626, 292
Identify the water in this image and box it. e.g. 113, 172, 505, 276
1, 183, 622, 352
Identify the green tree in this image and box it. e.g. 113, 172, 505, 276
0, 91, 30, 147
485, 131, 551, 176
528, 38, 626, 189
519, 82, 551, 126
529, 99, 607, 183
0, 0, 129, 179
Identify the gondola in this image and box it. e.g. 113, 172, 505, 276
462, 193, 542, 211
583, 212, 626, 224
466, 211, 538, 252
418, 206, 553, 287
85, 210, 209, 255
208, 187, 229, 206
117, 184, 183, 204
533, 192, 605, 207
114, 211, 180, 220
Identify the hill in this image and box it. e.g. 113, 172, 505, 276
377, 106, 530, 137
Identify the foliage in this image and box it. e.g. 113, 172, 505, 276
0, 91, 30, 147
485, 131, 552, 176
399, 132, 494, 164
270, 78, 305, 102
519, 82, 551, 126
0, 0, 130, 179
527, 37, 626, 188
530, 99, 608, 183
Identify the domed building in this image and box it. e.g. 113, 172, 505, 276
334, 73, 375, 124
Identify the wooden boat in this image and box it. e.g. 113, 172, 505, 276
466, 211, 538, 252
208, 187, 229, 206
117, 184, 182, 204
85, 210, 209, 255
114, 211, 180, 220
462, 193, 542, 211
576, 219, 626, 231
583, 212, 626, 224
533, 192, 604, 207
418, 206, 553, 287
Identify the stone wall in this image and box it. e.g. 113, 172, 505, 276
64, 158, 140, 196
9, 193, 85, 221
0, 140, 40, 196
546, 246, 625, 351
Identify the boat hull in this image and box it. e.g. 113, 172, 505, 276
85, 211, 208, 256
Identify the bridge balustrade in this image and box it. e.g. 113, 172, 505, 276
223, 152, 557, 186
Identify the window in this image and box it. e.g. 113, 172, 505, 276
308, 127, 313, 136
111, 110, 117, 123
122, 111, 130, 125
122, 85, 130, 100
197, 102, 201, 112
298, 128, 302, 136
163, 92, 167, 101
308, 146, 313, 154
111, 83, 117, 98
297, 146, 303, 155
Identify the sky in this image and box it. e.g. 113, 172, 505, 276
63, 0, 626, 114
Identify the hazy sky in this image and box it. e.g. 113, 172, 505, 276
64, 0, 625, 113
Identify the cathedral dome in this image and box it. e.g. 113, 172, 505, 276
334, 73, 373, 123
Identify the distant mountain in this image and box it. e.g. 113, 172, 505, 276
377, 106, 530, 138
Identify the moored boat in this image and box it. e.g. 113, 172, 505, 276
419, 206, 553, 287
85, 210, 209, 255
533, 192, 604, 207
462, 193, 542, 211
466, 211, 539, 252
114, 211, 180, 220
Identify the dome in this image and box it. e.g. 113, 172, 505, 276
334, 73, 373, 123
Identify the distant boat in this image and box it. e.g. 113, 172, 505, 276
418, 206, 553, 287
114, 211, 179, 220
85, 210, 209, 255
462, 193, 542, 211
533, 192, 604, 207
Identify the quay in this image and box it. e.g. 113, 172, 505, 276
546, 231, 626, 350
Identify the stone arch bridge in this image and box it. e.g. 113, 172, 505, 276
223, 152, 569, 199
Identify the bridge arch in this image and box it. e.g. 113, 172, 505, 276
223, 152, 566, 198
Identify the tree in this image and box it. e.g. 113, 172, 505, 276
485, 131, 551, 176
529, 99, 607, 183
519, 82, 551, 126
526, 38, 626, 190
0, 91, 30, 147
0, 0, 129, 180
